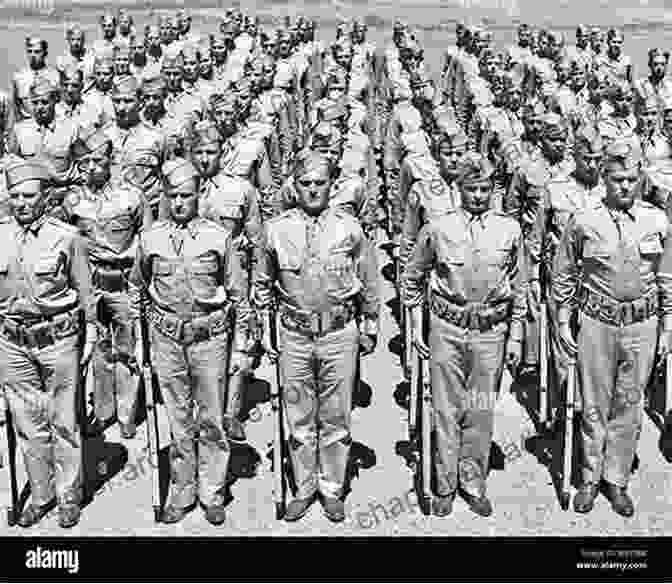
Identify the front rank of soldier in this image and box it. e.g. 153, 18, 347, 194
402, 153, 527, 517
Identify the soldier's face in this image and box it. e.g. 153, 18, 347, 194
31, 93, 56, 125
101, 18, 116, 40
147, 30, 161, 49
248, 66, 263, 92
263, 39, 276, 55
555, 63, 570, 85
160, 22, 176, 44
112, 91, 141, 126
119, 14, 132, 35
351, 27, 365, 44
212, 41, 228, 63
261, 64, 276, 88
327, 83, 347, 100
192, 142, 221, 178
213, 105, 237, 136
604, 163, 640, 209
26, 40, 46, 69
612, 93, 632, 117
131, 41, 145, 63
663, 112, 672, 140
541, 133, 567, 164
79, 150, 112, 188
651, 55, 667, 79
523, 116, 543, 142
62, 76, 83, 103
637, 108, 658, 135
590, 32, 603, 52
570, 68, 586, 91
9, 181, 47, 226
574, 149, 602, 186
506, 88, 522, 111
438, 141, 468, 178
460, 179, 493, 215
334, 48, 352, 69
277, 39, 291, 59
576, 31, 587, 49
68, 32, 84, 54
518, 28, 531, 47
199, 54, 213, 77
143, 89, 165, 119
183, 56, 199, 83
178, 16, 190, 35
295, 166, 331, 215
608, 36, 623, 58
115, 55, 130, 76
167, 179, 198, 224
95, 65, 114, 91
163, 67, 182, 91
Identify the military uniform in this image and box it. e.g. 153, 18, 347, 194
128, 160, 249, 517
0, 159, 97, 524
402, 155, 527, 506
553, 160, 672, 501
11, 66, 60, 123
254, 203, 379, 502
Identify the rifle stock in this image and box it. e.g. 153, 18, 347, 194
538, 302, 548, 427
420, 357, 433, 515
666, 353, 672, 417
269, 309, 286, 520
2, 388, 18, 526
560, 357, 576, 510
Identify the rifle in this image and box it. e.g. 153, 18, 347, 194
138, 298, 163, 523
560, 356, 576, 510
268, 308, 287, 520
538, 229, 551, 430
666, 353, 672, 417
2, 387, 18, 526
420, 357, 433, 516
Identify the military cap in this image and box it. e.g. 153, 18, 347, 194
209, 92, 237, 112
233, 77, 252, 95
573, 123, 604, 154
606, 27, 623, 42
576, 24, 589, 36
94, 47, 115, 67
29, 76, 58, 97
603, 139, 642, 168
191, 119, 222, 145
273, 62, 295, 89
161, 48, 184, 69
142, 74, 167, 94
112, 74, 140, 95
435, 115, 468, 147
72, 126, 112, 157
311, 121, 342, 146
401, 131, 431, 157
162, 157, 199, 189
326, 68, 348, 89
66, 23, 85, 39
5, 156, 52, 190
603, 81, 632, 102
649, 48, 670, 63
293, 149, 335, 179
317, 99, 348, 122
456, 153, 494, 185
541, 112, 569, 139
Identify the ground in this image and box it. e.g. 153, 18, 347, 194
0, 0, 672, 538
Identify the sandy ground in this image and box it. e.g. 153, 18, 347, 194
0, 1, 671, 538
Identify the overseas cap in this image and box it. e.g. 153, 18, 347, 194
456, 153, 494, 185
190, 119, 222, 145
603, 139, 642, 168
541, 112, 569, 139
162, 157, 199, 189
5, 156, 52, 190
73, 126, 112, 157
29, 76, 58, 97
112, 74, 140, 95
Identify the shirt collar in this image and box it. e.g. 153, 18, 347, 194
605, 201, 636, 223
173, 218, 199, 238
460, 207, 490, 228
20, 214, 48, 236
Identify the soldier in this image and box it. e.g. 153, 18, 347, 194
553, 140, 672, 517
635, 92, 670, 165
116, 9, 136, 49
145, 25, 164, 76
565, 25, 592, 71
175, 9, 199, 47
159, 15, 178, 50
128, 157, 249, 525
402, 153, 526, 517
62, 128, 149, 438
7, 77, 80, 193
507, 23, 535, 70
12, 36, 60, 124
130, 35, 149, 81
0, 157, 98, 528
161, 51, 205, 138
104, 75, 166, 218
94, 12, 117, 56
589, 26, 604, 62
56, 66, 105, 132
634, 48, 672, 106
596, 28, 632, 85
57, 25, 95, 89
113, 45, 132, 78
255, 151, 379, 522
83, 52, 116, 130
211, 32, 235, 87
198, 44, 215, 84
598, 81, 637, 147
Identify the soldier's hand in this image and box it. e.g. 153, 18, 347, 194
558, 322, 577, 357
80, 324, 98, 367
229, 352, 251, 375
261, 334, 280, 364
658, 331, 672, 358
505, 339, 522, 374
359, 333, 377, 356
528, 279, 541, 308
412, 334, 431, 360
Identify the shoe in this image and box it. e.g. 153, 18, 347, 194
204, 504, 227, 526
283, 495, 316, 522
321, 496, 345, 523
58, 503, 81, 529
573, 482, 598, 513
161, 505, 187, 524
603, 482, 634, 518
18, 502, 53, 528
223, 417, 246, 443
461, 491, 493, 517
119, 422, 136, 440
86, 417, 109, 437
432, 494, 455, 517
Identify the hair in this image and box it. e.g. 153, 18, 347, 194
25, 36, 48, 53
649, 48, 670, 67
292, 150, 336, 180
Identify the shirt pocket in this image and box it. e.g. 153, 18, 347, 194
33, 252, 64, 297
583, 239, 611, 260
190, 253, 220, 298
325, 250, 355, 290
639, 234, 663, 256
276, 244, 302, 273
153, 258, 175, 277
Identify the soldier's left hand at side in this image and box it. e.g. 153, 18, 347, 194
505, 338, 522, 374
80, 323, 98, 366
359, 332, 377, 356
658, 330, 672, 357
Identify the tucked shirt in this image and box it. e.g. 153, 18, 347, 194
0, 215, 96, 324
402, 208, 528, 340
552, 199, 672, 329
254, 206, 380, 336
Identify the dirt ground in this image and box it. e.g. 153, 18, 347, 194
0, 1, 671, 538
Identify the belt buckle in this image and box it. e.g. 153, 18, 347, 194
31, 322, 52, 349
600, 302, 618, 325
161, 315, 182, 341
209, 311, 228, 337
182, 322, 195, 345
310, 313, 321, 336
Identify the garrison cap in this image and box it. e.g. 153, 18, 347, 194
112, 74, 140, 95
573, 123, 604, 154
435, 115, 468, 147
455, 153, 494, 185
162, 157, 199, 189
141, 74, 167, 94
190, 119, 222, 146
209, 92, 237, 112
5, 156, 52, 190
29, 76, 58, 97
72, 126, 112, 157
293, 149, 335, 179
541, 112, 569, 139
603, 139, 642, 168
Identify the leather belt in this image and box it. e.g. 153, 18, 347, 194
0, 308, 81, 349
578, 287, 658, 327
92, 265, 130, 293
148, 305, 231, 345
429, 294, 511, 332
279, 302, 356, 338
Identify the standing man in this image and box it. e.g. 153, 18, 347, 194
56, 66, 105, 132
0, 157, 97, 528
255, 151, 380, 522
553, 140, 672, 517
402, 153, 527, 517
83, 52, 116, 130
128, 157, 250, 525
56, 25, 95, 89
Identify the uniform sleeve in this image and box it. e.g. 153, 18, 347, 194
243, 186, 264, 252
68, 232, 97, 324
508, 225, 528, 342
127, 234, 152, 321
354, 228, 380, 336
552, 214, 583, 325
400, 188, 422, 272
252, 223, 278, 310
656, 215, 672, 332
401, 222, 435, 308
222, 232, 251, 352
